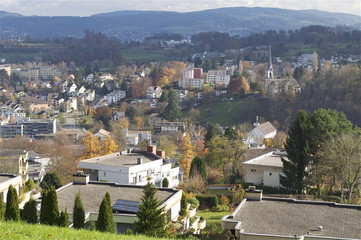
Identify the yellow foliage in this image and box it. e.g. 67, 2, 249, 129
180, 133, 195, 180
101, 135, 118, 155
134, 116, 144, 129
264, 138, 273, 147
241, 77, 250, 93
80, 131, 101, 159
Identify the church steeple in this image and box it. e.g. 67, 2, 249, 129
267, 44, 274, 79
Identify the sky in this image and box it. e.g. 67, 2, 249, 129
0, 0, 360, 17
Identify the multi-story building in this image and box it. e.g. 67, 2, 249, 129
207, 70, 231, 86
0, 118, 56, 138
104, 90, 126, 104
178, 78, 204, 89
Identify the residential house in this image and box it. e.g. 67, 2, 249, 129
26, 151, 50, 182
222, 187, 361, 240
19, 97, 51, 112
242, 150, 285, 187
122, 129, 152, 146
78, 146, 180, 188
0, 174, 22, 203
94, 128, 111, 141
154, 122, 185, 134
249, 120, 277, 144
0, 149, 28, 183
112, 111, 125, 121
85, 74, 94, 83
67, 83, 77, 96
104, 90, 126, 104
146, 86, 162, 99
44, 173, 184, 233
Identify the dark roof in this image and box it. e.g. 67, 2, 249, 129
56, 182, 178, 213
233, 198, 361, 239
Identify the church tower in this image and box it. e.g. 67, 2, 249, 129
266, 45, 274, 79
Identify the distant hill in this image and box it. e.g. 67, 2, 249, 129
0, 7, 359, 41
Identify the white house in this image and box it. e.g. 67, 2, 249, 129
78, 146, 180, 188
242, 150, 286, 187
146, 86, 162, 99
104, 90, 126, 104
94, 128, 111, 141
38, 173, 184, 234
249, 121, 277, 144
0, 174, 22, 203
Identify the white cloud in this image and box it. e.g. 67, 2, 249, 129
0, 0, 360, 16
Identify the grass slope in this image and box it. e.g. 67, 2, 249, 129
198, 98, 270, 126
197, 211, 230, 232
0, 221, 169, 240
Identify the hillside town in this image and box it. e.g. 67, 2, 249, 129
0, 16, 361, 240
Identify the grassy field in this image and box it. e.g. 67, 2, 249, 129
0, 221, 171, 240
121, 48, 183, 62
197, 211, 230, 233
197, 98, 270, 126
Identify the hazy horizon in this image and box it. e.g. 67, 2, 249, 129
0, 0, 360, 17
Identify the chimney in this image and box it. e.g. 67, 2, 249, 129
245, 186, 263, 201
137, 157, 143, 165
156, 150, 166, 159
147, 145, 157, 155
73, 171, 89, 185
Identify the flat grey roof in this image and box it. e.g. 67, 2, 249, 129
234, 199, 361, 239
56, 182, 177, 213
243, 153, 286, 168
79, 151, 160, 167
0, 174, 15, 183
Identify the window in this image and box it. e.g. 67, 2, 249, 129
104, 172, 107, 177
269, 172, 272, 176
139, 175, 142, 182
133, 176, 137, 183
251, 169, 256, 172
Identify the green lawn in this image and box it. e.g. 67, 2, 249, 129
197, 211, 230, 233
197, 98, 270, 126
0, 221, 170, 240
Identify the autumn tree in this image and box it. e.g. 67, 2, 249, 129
240, 76, 250, 94
134, 116, 144, 129
110, 119, 128, 151
158, 135, 177, 157
319, 133, 361, 202
180, 132, 195, 180
80, 131, 101, 159
101, 135, 118, 155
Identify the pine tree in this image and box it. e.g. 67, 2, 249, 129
21, 198, 38, 224
96, 192, 114, 233
101, 135, 118, 155
58, 209, 69, 227
40, 188, 60, 225
163, 89, 182, 121
179, 192, 187, 217
73, 193, 85, 229
5, 185, 20, 221
280, 110, 311, 193
40, 172, 62, 191
134, 181, 167, 237
180, 132, 195, 180
189, 156, 207, 179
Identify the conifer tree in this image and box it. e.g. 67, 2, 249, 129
58, 209, 69, 227
40, 188, 60, 225
134, 181, 167, 237
5, 185, 20, 221
22, 198, 38, 224
189, 156, 207, 179
40, 172, 62, 191
180, 132, 195, 180
280, 110, 311, 193
163, 88, 182, 121
73, 193, 85, 229
0, 196, 4, 221
96, 192, 114, 233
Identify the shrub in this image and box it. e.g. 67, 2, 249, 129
211, 204, 229, 212
179, 192, 188, 216
187, 197, 200, 209
40, 173, 62, 190
5, 185, 20, 221
162, 178, 169, 188
199, 216, 204, 221
21, 199, 38, 224
219, 195, 230, 206
195, 195, 218, 210
24, 179, 35, 192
